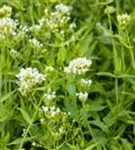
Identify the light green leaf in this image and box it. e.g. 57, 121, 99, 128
96, 72, 116, 78
18, 108, 31, 124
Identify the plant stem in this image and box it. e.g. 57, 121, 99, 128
125, 29, 135, 71
18, 97, 44, 150
105, 0, 119, 104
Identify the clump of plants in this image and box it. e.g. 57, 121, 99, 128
1, 0, 135, 149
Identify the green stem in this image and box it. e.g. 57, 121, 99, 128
125, 29, 135, 71
105, 0, 119, 104
18, 97, 44, 150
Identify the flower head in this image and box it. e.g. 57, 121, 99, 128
36, 3, 73, 34
44, 89, 56, 101
29, 38, 43, 47
0, 17, 16, 40
41, 106, 64, 118
55, 3, 72, 15
117, 13, 131, 27
81, 79, 92, 87
16, 68, 45, 96
76, 92, 88, 102
64, 57, 92, 75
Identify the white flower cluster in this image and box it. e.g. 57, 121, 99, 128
29, 38, 43, 47
21, 25, 29, 33
81, 78, 92, 87
21, 128, 26, 137
0, 5, 12, 18
64, 57, 92, 75
44, 89, 56, 101
0, 17, 16, 40
31, 3, 74, 34
10, 49, 18, 55
117, 13, 131, 26
41, 106, 66, 118
43, 4, 72, 33
51, 126, 65, 138
76, 92, 88, 102
55, 3, 72, 15
104, 6, 115, 14
16, 68, 45, 96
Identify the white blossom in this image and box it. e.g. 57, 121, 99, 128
81, 79, 92, 87
69, 23, 76, 29
59, 126, 64, 133
21, 26, 29, 33
29, 38, 43, 47
22, 128, 26, 137
64, 57, 92, 75
0, 17, 16, 40
55, 3, 72, 15
44, 89, 56, 101
117, 13, 131, 26
76, 92, 88, 101
37, 4, 73, 33
42, 106, 60, 117
41, 106, 67, 118
32, 142, 36, 146
10, 49, 18, 57
16, 68, 45, 96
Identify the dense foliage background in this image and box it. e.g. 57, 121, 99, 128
1, 0, 135, 149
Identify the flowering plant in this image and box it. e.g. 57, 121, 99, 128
1, 0, 135, 150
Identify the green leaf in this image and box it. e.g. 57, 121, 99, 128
121, 138, 133, 150
0, 90, 16, 103
8, 137, 35, 145
66, 83, 76, 96
18, 108, 31, 124
118, 74, 135, 79
96, 72, 116, 78
88, 104, 107, 112
8, 138, 23, 145
89, 120, 110, 134
57, 47, 67, 65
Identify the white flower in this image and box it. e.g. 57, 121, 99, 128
29, 38, 43, 47
36, 3, 73, 34
41, 106, 67, 118
22, 26, 29, 33
55, 3, 72, 15
32, 142, 36, 146
38, 18, 45, 26
69, 23, 76, 29
22, 128, 26, 137
76, 92, 88, 101
117, 13, 131, 26
104, 6, 115, 14
64, 57, 92, 75
44, 89, 56, 101
0, 17, 16, 40
81, 79, 92, 87
59, 126, 64, 133
16, 68, 45, 96
42, 106, 49, 112
10, 49, 18, 57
